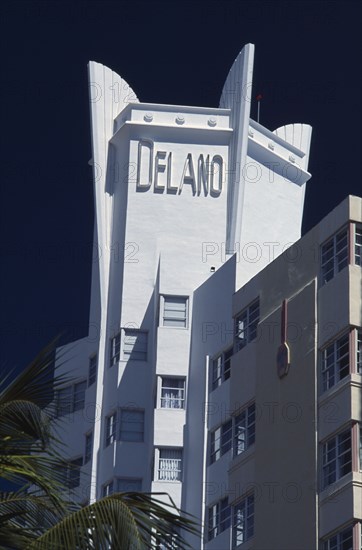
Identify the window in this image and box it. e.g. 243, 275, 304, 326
233, 494, 254, 546
208, 497, 231, 541
102, 481, 114, 497
321, 227, 349, 284
155, 532, 179, 549
321, 223, 362, 285
84, 432, 93, 464
320, 327, 362, 389
60, 457, 83, 489
120, 409, 144, 442
57, 386, 72, 416
74, 382, 87, 411
110, 333, 121, 366
158, 448, 182, 481
321, 333, 350, 392
355, 224, 362, 266
357, 331, 362, 374
68, 457, 83, 488
322, 429, 352, 489
160, 377, 186, 409
322, 525, 353, 550
88, 354, 97, 386
123, 329, 148, 361
117, 478, 142, 492
211, 347, 233, 390
56, 381, 86, 417
210, 420, 232, 464
105, 412, 117, 447
233, 403, 256, 457
161, 296, 188, 328
234, 300, 259, 352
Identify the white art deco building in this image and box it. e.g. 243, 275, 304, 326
53, 44, 361, 548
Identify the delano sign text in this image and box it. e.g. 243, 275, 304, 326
136, 139, 224, 196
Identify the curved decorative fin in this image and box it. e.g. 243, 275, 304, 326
273, 123, 312, 168
88, 61, 139, 312
219, 44, 255, 253
87, 62, 138, 503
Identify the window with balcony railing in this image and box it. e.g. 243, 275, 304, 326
157, 448, 182, 482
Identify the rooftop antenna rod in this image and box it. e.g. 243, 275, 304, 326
256, 93, 262, 123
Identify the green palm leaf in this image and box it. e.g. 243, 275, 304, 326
27, 492, 198, 550
1, 340, 200, 549
0, 338, 67, 413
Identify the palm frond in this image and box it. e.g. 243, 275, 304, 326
0, 490, 69, 550
27, 492, 199, 550
0, 400, 52, 453
0, 455, 69, 516
115, 492, 198, 548
26, 495, 141, 550
0, 340, 200, 549
0, 337, 68, 413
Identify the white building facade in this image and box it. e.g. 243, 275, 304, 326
55, 44, 316, 547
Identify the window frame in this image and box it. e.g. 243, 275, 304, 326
322, 428, 352, 489
159, 376, 186, 409
110, 332, 121, 366
357, 330, 362, 374
56, 380, 87, 417
84, 431, 93, 464
119, 408, 144, 442
320, 226, 349, 284
116, 477, 143, 492
234, 299, 259, 353
353, 222, 362, 267
156, 447, 183, 482
208, 496, 231, 541
210, 419, 232, 464
155, 532, 180, 549
320, 331, 350, 393
105, 411, 118, 447
122, 328, 148, 362
322, 524, 354, 550
102, 480, 114, 497
211, 346, 233, 391
233, 403, 256, 458
232, 493, 255, 547
88, 354, 97, 386
160, 295, 189, 329
61, 456, 83, 489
